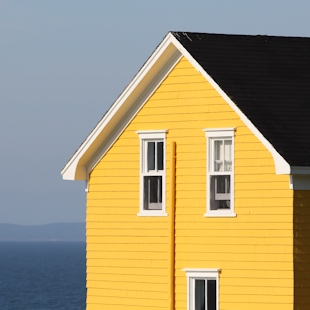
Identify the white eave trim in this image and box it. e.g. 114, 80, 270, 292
62, 32, 309, 181
61, 33, 181, 180
170, 36, 291, 175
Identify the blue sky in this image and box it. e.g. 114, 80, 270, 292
1, 1, 310, 225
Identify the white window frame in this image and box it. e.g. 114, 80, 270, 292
183, 268, 220, 310
136, 130, 168, 216
204, 128, 236, 217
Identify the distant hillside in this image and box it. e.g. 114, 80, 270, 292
0, 223, 85, 241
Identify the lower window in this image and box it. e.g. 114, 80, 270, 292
143, 176, 162, 210
183, 268, 220, 310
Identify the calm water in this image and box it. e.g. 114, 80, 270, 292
0, 242, 86, 310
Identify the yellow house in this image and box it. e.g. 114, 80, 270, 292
62, 32, 310, 310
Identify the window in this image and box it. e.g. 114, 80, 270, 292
136, 130, 167, 216
183, 268, 220, 310
204, 128, 236, 217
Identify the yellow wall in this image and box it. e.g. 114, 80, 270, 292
294, 190, 310, 309
86, 57, 294, 309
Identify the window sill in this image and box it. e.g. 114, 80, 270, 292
137, 211, 168, 217
204, 213, 236, 218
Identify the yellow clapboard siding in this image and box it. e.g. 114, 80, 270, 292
85, 56, 294, 310
87, 258, 167, 269
86, 294, 167, 308
86, 221, 168, 230
235, 181, 289, 190
86, 228, 168, 238
175, 220, 292, 231
87, 250, 168, 260
87, 234, 168, 242
174, 228, 292, 238
86, 266, 168, 277
175, 237, 292, 246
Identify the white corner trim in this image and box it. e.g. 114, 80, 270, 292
170, 36, 291, 175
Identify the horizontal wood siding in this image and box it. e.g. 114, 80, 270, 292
86, 57, 294, 309
86, 132, 169, 310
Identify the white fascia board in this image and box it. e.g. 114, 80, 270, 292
61, 33, 182, 180
62, 32, 307, 181
169, 36, 291, 175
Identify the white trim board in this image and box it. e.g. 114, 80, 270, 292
61, 32, 308, 181
61, 33, 181, 180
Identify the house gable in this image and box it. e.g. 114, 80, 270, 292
62, 31, 310, 310
61, 32, 310, 185
86, 56, 294, 309
173, 32, 310, 168
61, 33, 182, 180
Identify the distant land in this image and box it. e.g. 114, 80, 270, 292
0, 222, 85, 241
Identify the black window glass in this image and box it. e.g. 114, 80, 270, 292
195, 279, 205, 310
207, 280, 216, 310
157, 141, 164, 170
149, 176, 160, 203
143, 176, 162, 210
147, 142, 155, 171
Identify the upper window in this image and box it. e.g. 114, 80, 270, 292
183, 268, 220, 310
204, 128, 236, 217
136, 130, 167, 216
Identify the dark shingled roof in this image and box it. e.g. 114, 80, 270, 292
172, 32, 310, 167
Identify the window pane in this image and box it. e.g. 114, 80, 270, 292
215, 175, 230, 194
210, 175, 230, 210
147, 142, 155, 171
195, 279, 205, 310
207, 280, 216, 310
143, 176, 162, 210
224, 139, 232, 171
157, 142, 164, 170
214, 140, 223, 172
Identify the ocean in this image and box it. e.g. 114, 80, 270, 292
0, 242, 86, 310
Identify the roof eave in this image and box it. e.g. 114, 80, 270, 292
61, 32, 182, 180
61, 32, 309, 181
170, 34, 292, 175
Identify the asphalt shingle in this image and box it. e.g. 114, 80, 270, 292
172, 32, 310, 167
